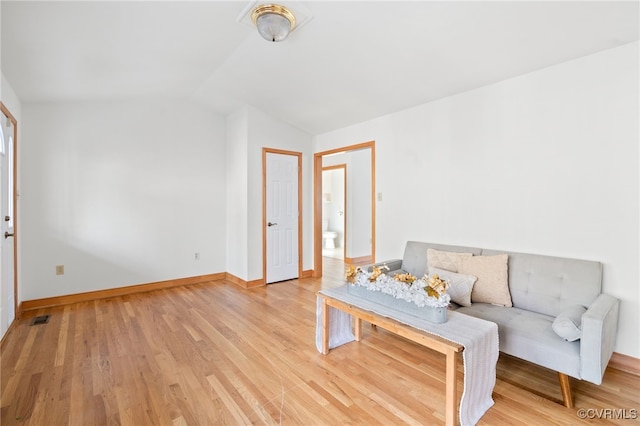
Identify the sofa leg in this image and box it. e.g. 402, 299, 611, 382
558, 372, 574, 408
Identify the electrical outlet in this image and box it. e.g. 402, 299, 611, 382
55, 265, 64, 275
194, 252, 200, 260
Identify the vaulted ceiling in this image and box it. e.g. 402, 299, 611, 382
2, 1, 638, 134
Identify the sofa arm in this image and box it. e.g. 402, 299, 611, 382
580, 293, 619, 384
363, 259, 403, 274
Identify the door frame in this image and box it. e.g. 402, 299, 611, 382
262, 148, 303, 283
321, 164, 346, 260
0, 102, 18, 320
313, 141, 375, 277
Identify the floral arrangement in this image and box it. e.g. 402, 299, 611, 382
345, 265, 451, 309
425, 274, 449, 298
394, 272, 417, 284
345, 265, 362, 283
368, 264, 389, 281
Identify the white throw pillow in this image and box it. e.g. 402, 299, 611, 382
552, 305, 587, 342
428, 266, 477, 307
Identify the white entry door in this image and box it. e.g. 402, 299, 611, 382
265, 152, 299, 284
0, 110, 16, 338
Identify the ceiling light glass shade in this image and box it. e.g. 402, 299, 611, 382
252, 4, 296, 42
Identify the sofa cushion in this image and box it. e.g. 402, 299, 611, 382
459, 254, 512, 307
427, 248, 473, 273
428, 266, 477, 307
552, 305, 586, 341
456, 303, 581, 378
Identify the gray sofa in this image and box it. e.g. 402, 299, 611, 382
367, 241, 619, 407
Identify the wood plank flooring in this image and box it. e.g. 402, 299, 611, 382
1, 257, 638, 425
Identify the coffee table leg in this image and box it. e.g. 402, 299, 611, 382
354, 317, 362, 341
321, 297, 329, 355
445, 349, 458, 426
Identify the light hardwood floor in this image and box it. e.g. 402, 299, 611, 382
1, 257, 638, 425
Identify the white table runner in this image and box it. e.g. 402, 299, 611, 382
316, 285, 499, 426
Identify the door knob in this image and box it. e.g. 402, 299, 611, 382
4, 232, 14, 239
267, 222, 278, 227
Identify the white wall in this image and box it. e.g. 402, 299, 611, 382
225, 107, 249, 280
1, 74, 21, 123
21, 100, 227, 300
348, 149, 372, 258
19, 99, 312, 299
315, 42, 639, 358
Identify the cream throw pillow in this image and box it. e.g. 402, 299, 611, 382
458, 254, 512, 307
428, 266, 477, 307
427, 248, 473, 273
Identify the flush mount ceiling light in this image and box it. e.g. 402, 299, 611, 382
251, 4, 296, 42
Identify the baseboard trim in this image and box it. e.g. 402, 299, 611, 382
21, 273, 225, 311
609, 352, 640, 376
20, 268, 308, 310
16, 301, 23, 320
345, 255, 372, 264
247, 278, 265, 288
225, 273, 265, 289
300, 269, 313, 278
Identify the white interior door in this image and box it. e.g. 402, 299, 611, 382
0, 112, 16, 338
266, 152, 299, 283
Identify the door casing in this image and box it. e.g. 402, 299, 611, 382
0, 102, 18, 326
262, 148, 302, 284
313, 141, 375, 277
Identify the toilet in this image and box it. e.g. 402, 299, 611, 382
322, 220, 338, 249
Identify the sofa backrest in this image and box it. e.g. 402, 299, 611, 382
402, 241, 483, 277
482, 248, 602, 317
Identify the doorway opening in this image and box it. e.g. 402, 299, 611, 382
321, 164, 345, 261
313, 141, 375, 277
